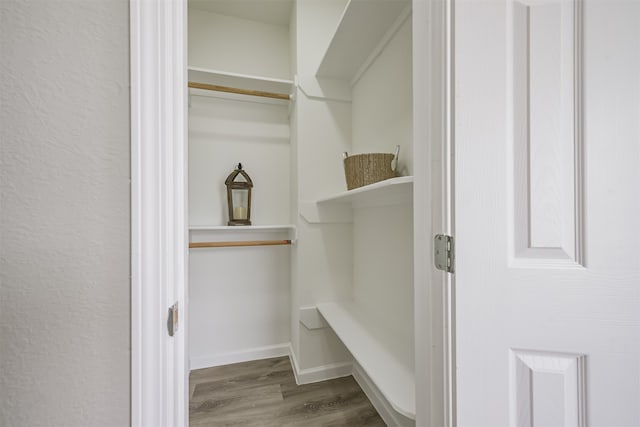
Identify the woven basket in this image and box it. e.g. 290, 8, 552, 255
343, 153, 396, 190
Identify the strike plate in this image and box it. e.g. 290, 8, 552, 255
167, 302, 179, 337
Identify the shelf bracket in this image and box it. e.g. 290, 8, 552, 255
299, 201, 353, 224
299, 306, 328, 330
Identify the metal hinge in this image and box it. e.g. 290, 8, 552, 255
434, 234, 454, 273
167, 302, 179, 337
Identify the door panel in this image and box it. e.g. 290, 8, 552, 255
510, 0, 582, 266
510, 349, 586, 427
455, 0, 640, 426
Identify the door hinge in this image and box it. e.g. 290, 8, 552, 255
167, 302, 179, 337
434, 234, 454, 273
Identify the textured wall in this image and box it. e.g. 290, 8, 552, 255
0, 1, 130, 426
189, 8, 291, 79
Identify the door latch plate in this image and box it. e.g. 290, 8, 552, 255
167, 302, 179, 337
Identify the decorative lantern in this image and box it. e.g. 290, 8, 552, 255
225, 163, 253, 226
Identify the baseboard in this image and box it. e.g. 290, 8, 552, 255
288, 344, 303, 384
190, 343, 290, 370
288, 344, 353, 385
352, 362, 415, 427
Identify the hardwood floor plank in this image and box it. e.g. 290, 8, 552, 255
190, 384, 283, 425
271, 385, 374, 425
190, 357, 292, 386
280, 405, 386, 427
192, 367, 292, 403
189, 356, 385, 426
280, 375, 360, 399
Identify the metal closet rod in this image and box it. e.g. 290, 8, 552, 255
189, 240, 292, 249
188, 81, 290, 100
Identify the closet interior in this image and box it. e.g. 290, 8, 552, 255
188, 0, 416, 424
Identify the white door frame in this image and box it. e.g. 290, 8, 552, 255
130, 0, 189, 426
129, 0, 454, 425
414, 0, 456, 426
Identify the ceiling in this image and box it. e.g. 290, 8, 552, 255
189, 0, 294, 26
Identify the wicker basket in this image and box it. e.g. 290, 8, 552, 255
343, 152, 397, 190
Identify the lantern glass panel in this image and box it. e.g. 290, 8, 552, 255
231, 189, 249, 220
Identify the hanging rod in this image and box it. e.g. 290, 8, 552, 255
189, 240, 292, 249
188, 82, 290, 100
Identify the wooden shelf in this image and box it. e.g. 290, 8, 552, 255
188, 67, 294, 100
317, 176, 413, 208
316, 0, 411, 82
316, 301, 415, 419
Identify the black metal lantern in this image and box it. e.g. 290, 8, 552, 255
225, 163, 253, 226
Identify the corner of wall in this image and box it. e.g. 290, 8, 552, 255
288, 0, 355, 379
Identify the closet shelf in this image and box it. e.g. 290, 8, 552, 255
300, 177, 412, 223
316, 301, 416, 419
189, 225, 297, 247
189, 240, 292, 249
317, 176, 413, 208
316, 0, 411, 82
189, 225, 295, 232
188, 67, 294, 100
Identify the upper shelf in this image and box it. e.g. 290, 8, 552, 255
188, 67, 294, 100
300, 177, 412, 223
316, 0, 411, 82
317, 176, 413, 208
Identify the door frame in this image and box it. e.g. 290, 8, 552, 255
414, 0, 456, 426
129, 0, 454, 425
130, 0, 189, 426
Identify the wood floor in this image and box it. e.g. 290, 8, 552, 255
189, 356, 385, 426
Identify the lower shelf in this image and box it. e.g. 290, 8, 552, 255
189, 225, 296, 249
316, 301, 416, 419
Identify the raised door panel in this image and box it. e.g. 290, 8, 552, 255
509, 0, 583, 267
510, 350, 586, 427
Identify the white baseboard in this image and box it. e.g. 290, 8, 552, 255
288, 344, 353, 385
352, 362, 415, 427
190, 343, 290, 370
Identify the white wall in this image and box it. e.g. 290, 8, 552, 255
288, 2, 301, 361
351, 16, 414, 372
295, 0, 349, 76
291, 0, 355, 372
188, 8, 293, 369
189, 8, 291, 80
292, 1, 415, 380
352, 18, 413, 176
0, 1, 130, 426
189, 228, 291, 369
188, 94, 291, 226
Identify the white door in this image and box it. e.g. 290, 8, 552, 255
454, 0, 640, 425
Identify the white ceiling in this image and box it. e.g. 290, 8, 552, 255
189, 0, 294, 27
